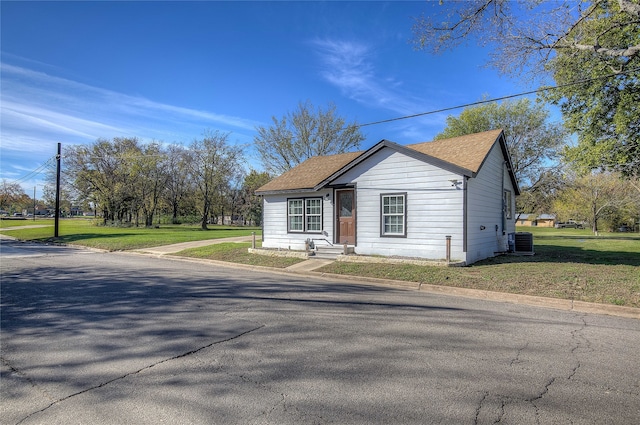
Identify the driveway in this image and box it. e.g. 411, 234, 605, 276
1, 239, 639, 424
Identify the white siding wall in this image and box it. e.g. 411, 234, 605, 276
332, 148, 465, 260
465, 143, 516, 264
262, 190, 333, 250
262, 144, 516, 264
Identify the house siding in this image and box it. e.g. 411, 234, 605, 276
331, 148, 465, 260
262, 190, 334, 250
465, 143, 516, 264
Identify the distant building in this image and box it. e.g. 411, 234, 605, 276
517, 214, 556, 227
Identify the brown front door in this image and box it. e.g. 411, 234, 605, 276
336, 189, 355, 245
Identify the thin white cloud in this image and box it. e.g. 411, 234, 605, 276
0, 62, 262, 194
312, 38, 430, 117
0, 63, 260, 154
2, 101, 125, 139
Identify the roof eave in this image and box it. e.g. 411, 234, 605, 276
255, 188, 320, 196
316, 139, 474, 189
496, 131, 521, 196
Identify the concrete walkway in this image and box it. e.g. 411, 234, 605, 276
0, 224, 52, 231
135, 235, 254, 255
285, 258, 335, 272
136, 236, 337, 272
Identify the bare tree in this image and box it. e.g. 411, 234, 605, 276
187, 131, 244, 230
412, 0, 639, 76
254, 101, 365, 175
164, 144, 194, 224
412, 0, 640, 177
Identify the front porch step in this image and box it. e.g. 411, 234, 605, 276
312, 245, 354, 260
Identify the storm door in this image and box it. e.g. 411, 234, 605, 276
336, 189, 355, 245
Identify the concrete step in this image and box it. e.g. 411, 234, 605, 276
313, 245, 353, 260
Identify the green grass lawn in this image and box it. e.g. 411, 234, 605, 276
176, 242, 305, 269
0, 218, 261, 251
317, 227, 640, 308
0, 218, 51, 227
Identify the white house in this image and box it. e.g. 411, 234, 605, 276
255, 129, 520, 265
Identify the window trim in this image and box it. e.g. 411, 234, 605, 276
287, 198, 304, 232
503, 190, 513, 220
305, 198, 323, 232
380, 192, 407, 238
287, 197, 323, 234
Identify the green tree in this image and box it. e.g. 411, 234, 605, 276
515, 170, 565, 216
164, 144, 194, 224
545, 1, 640, 178
254, 101, 365, 175
187, 131, 244, 230
412, 0, 640, 177
241, 170, 271, 226
0, 180, 27, 213
553, 172, 635, 233
65, 138, 141, 224
435, 98, 566, 188
130, 142, 168, 227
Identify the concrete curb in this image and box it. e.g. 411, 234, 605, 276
128, 251, 640, 320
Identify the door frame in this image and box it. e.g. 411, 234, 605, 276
335, 188, 356, 245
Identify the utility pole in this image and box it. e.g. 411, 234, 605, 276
54, 143, 61, 237
33, 186, 36, 221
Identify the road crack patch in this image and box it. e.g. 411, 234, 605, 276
1, 355, 56, 403
14, 324, 265, 425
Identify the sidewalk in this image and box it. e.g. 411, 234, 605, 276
135, 236, 335, 273
134, 235, 254, 255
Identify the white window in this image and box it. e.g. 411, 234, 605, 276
288, 199, 303, 231
381, 193, 406, 237
305, 198, 322, 232
288, 197, 322, 233
503, 190, 512, 220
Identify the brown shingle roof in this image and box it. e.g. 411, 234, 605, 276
406, 129, 503, 174
256, 129, 505, 193
256, 151, 362, 193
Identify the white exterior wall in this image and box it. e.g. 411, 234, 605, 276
465, 143, 517, 264
331, 148, 466, 260
261, 189, 334, 250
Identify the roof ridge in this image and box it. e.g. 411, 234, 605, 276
256, 129, 510, 194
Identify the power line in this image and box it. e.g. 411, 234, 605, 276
355, 67, 640, 129
9, 156, 57, 186
8, 66, 637, 177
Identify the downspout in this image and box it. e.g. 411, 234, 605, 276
463, 177, 468, 254
501, 161, 506, 234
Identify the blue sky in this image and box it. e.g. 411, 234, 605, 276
1, 1, 530, 198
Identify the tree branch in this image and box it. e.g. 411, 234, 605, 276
618, 0, 640, 16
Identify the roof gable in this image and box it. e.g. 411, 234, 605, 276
255, 151, 361, 193
406, 129, 503, 174
256, 129, 519, 195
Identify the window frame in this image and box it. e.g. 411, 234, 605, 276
287, 199, 304, 232
287, 197, 323, 234
305, 198, 323, 232
380, 192, 407, 238
503, 190, 513, 220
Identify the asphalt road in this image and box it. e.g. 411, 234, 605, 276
1, 238, 639, 424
